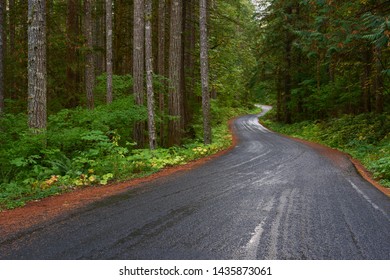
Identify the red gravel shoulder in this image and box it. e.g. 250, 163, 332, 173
0, 119, 239, 239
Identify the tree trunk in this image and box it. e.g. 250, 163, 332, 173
0, 0, 4, 115
168, 0, 183, 146
113, 0, 132, 75
93, 0, 105, 75
9, 0, 14, 52
28, 0, 47, 131
145, 0, 156, 150
157, 0, 166, 146
133, 0, 145, 147
183, 0, 196, 132
84, 0, 94, 110
106, 0, 113, 104
66, 0, 80, 107
200, 0, 211, 144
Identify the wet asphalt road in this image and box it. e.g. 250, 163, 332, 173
1, 106, 390, 259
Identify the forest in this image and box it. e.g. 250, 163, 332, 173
0, 0, 389, 210
251, 0, 390, 188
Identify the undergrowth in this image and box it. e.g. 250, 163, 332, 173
262, 112, 390, 188
0, 98, 257, 210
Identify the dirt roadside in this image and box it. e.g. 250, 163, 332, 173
0, 120, 239, 240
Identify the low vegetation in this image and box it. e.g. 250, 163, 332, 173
263, 111, 390, 188
0, 98, 257, 210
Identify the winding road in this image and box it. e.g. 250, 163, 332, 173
1, 106, 390, 259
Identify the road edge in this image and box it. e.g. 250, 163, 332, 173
259, 119, 390, 198
0, 116, 241, 241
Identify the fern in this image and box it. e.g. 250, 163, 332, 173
362, 12, 389, 48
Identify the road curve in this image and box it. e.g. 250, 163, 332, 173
1, 106, 390, 259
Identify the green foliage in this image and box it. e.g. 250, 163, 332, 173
0, 99, 256, 210
94, 74, 133, 105
0, 97, 147, 210
250, 0, 390, 122
264, 113, 390, 187
209, 0, 257, 107
362, 12, 390, 48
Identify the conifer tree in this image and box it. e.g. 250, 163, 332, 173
27, 0, 47, 131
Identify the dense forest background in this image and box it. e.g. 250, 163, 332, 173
251, 0, 389, 121
0, 0, 257, 209
0, 0, 255, 135
0, 0, 389, 209
251, 0, 390, 188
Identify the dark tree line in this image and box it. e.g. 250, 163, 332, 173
252, 0, 390, 123
1, 1, 259, 148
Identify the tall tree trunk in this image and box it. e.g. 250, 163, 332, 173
145, 0, 156, 150
66, 0, 80, 107
113, 0, 132, 75
168, 0, 183, 146
133, 0, 145, 147
200, 0, 211, 144
106, 0, 113, 104
94, 0, 105, 75
28, 0, 47, 131
0, 0, 4, 115
9, 0, 14, 52
84, 0, 94, 110
183, 0, 196, 132
157, 0, 166, 146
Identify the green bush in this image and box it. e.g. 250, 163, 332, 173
0, 99, 255, 210
94, 74, 133, 105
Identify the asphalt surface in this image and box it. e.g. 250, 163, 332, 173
1, 105, 390, 259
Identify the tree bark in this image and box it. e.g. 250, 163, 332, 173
145, 0, 156, 150
84, 0, 94, 110
28, 0, 47, 131
9, 0, 14, 52
113, 0, 133, 75
106, 0, 113, 104
200, 0, 211, 144
157, 0, 166, 146
66, 0, 80, 107
168, 0, 183, 146
133, 0, 145, 147
94, 0, 105, 75
0, 0, 4, 115
183, 0, 196, 132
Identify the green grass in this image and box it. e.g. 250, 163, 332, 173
262, 112, 390, 188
